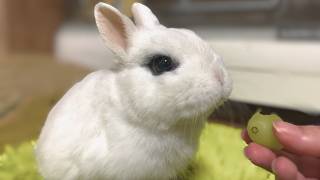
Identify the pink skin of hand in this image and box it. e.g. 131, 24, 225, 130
242, 120, 320, 180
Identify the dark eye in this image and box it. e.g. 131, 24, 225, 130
146, 55, 177, 75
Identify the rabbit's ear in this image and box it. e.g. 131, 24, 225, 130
94, 3, 136, 58
131, 3, 163, 29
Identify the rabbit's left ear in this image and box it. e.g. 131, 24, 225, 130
94, 3, 136, 58
131, 3, 163, 29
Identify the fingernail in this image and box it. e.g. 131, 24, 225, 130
273, 121, 300, 136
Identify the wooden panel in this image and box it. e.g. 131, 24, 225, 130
0, 0, 8, 56
0, 0, 64, 55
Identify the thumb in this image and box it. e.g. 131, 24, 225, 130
273, 121, 320, 157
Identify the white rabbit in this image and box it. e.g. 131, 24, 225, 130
35, 2, 232, 180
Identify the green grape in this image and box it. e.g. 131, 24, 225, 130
247, 110, 283, 150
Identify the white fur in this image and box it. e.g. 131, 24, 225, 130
36, 3, 232, 180
131, 3, 161, 29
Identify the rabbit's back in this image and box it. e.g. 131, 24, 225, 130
36, 70, 119, 179
36, 69, 201, 180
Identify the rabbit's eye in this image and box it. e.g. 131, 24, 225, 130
147, 55, 177, 75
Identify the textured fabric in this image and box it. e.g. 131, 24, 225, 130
0, 123, 272, 180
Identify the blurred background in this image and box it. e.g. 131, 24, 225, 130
1, 0, 320, 151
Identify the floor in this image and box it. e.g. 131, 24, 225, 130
0, 54, 88, 151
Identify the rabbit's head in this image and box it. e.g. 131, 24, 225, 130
95, 3, 232, 130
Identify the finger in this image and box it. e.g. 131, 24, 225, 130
241, 129, 252, 144
296, 173, 317, 180
277, 151, 300, 165
272, 156, 299, 180
298, 156, 320, 178
273, 121, 320, 157
278, 151, 320, 178
296, 172, 307, 180
244, 143, 276, 171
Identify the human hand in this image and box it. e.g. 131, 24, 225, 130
242, 121, 320, 180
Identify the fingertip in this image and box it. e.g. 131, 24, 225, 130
241, 129, 251, 144
272, 121, 299, 149
243, 145, 250, 158
273, 122, 320, 157
244, 143, 276, 171
272, 156, 298, 180
273, 120, 294, 133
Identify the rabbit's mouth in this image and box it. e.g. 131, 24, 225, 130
175, 93, 226, 122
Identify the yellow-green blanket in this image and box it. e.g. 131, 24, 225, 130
0, 123, 273, 180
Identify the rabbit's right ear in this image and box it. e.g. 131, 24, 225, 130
94, 3, 136, 59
